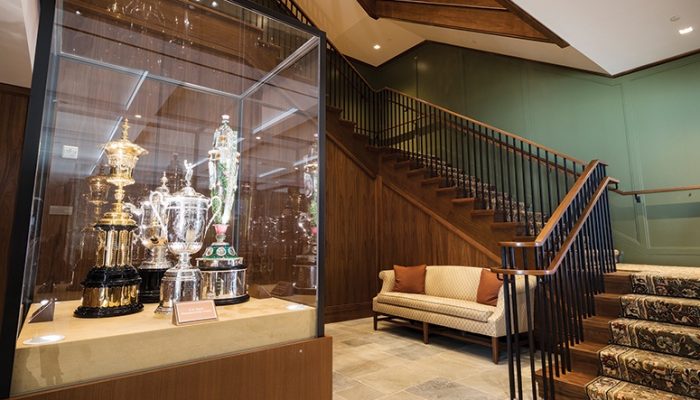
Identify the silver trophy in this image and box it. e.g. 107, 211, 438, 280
197, 115, 249, 305
293, 142, 319, 294
155, 161, 212, 313
130, 173, 172, 303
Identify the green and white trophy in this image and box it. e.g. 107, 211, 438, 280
196, 115, 249, 305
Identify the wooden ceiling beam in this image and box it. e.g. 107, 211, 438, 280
374, 0, 551, 42
385, 0, 506, 10
493, 0, 568, 47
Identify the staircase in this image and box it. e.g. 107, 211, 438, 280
548, 269, 700, 400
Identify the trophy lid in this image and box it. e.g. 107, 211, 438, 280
104, 119, 148, 174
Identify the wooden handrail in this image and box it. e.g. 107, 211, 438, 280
381, 88, 586, 166
490, 176, 613, 276
612, 185, 700, 196
499, 160, 601, 248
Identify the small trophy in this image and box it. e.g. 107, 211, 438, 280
69, 166, 110, 291
75, 119, 147, 318
155, 161, 211, 313
131, 173, 172, 303
197, 115, 249, 305
293, 143, 319, 294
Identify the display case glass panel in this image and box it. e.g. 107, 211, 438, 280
7, 0, 323, 396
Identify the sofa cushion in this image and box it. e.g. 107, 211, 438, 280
376, 291, 495, 322
424, 266, 482, 301
393, 264, 427, 294
476, 268, 503, 306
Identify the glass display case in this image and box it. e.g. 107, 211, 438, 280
1, 0, 324, 397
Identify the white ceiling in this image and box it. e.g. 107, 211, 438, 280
1, 0, 699, 88
294, 0, 700, 76
513, 0, 700, 75
0, 0, 38, 87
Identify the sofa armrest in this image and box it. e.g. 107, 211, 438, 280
489, 276, 536, 336
378, 270, 395, 293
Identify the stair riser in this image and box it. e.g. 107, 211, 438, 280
570, 349, 600, 376
583, 320, 611, 344
594, 296, 622, 318
603, 273, 633, 295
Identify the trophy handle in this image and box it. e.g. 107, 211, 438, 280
124, 202, 140, 217
149, 191, 167, 233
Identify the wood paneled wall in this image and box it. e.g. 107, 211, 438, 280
324, 137, 379, 322
0, 83, 30, 331
324, 128, 498, 322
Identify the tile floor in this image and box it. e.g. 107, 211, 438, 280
327, 318, 534, 400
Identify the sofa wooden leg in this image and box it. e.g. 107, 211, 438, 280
491, 337, 499, 364
422, 322, 430, 344
373, 313, 378, 331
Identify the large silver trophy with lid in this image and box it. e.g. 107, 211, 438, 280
130, 173, 172, 303
155, 161, 212, 313
196, 114, 249, 305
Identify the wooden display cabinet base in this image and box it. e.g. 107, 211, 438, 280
10, 337, 332, 400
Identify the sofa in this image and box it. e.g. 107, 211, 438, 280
372, 265, 533, 363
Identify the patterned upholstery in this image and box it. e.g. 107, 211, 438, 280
373, 266, 534, 337
376, 292, 494, 322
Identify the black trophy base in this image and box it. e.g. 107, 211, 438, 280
139, 268, 168, 303
214, 294, 250, 306
293, 286, 317, 295
74, 303, 144, 318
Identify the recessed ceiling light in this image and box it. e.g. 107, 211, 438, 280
373, 44, 381, 50
255, 136, 262, 140
670, 16, 680, 22
134, 114, 142, 119
75, 10, 81, 15
679, 26, 694, 35
211, 1, 218, 7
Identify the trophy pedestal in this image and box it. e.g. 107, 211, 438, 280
292, 254, 317, 295
138, 265, 169, 304
197, 242, 249, 306
155, 266, 202, 314
74, 265, 143, 318
138, 246, 172, 303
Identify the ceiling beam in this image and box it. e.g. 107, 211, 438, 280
492, 0, 568, 48
384, 0, 506, 10
374, 0, 551, 42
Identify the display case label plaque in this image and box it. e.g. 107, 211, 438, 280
172, 300, 218, 325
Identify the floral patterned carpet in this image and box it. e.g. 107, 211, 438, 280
586, 271, 700, 400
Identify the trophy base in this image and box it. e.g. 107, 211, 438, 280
155, 266, 202, 314
197, 256, 248, 305
74, 265, 143, 319
74, 303, 144, 318
138, 267, 169, 304
213, 294, 250, 306
292, 263, 317, 294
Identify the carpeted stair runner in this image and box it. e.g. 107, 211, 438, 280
586, 271, 700, 400
631, 273, 700, 299
620, 294, 700, 327
586, 376, 695, 400
609, 318, 700, 359
598, 344, 700, 397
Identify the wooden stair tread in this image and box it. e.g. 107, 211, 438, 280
435, 186, 457, 193
421, 177, 443, 185
407, 167, 429, 177
491, 221, 519, 230
452, 197, 476, 204
471, 209, 495, 217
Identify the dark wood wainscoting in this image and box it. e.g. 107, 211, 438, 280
0, 83, 30, 331
11, 337, 332, 400
324, 124, 499, 322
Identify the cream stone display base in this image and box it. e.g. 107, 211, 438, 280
12, 298, 316, 396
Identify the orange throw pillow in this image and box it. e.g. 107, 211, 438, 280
476, 268, 503, 306
393, 264, 427, 294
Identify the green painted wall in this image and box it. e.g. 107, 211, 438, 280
355, 43, 700, 266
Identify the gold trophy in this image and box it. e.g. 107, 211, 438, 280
75, 119, 148, 318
